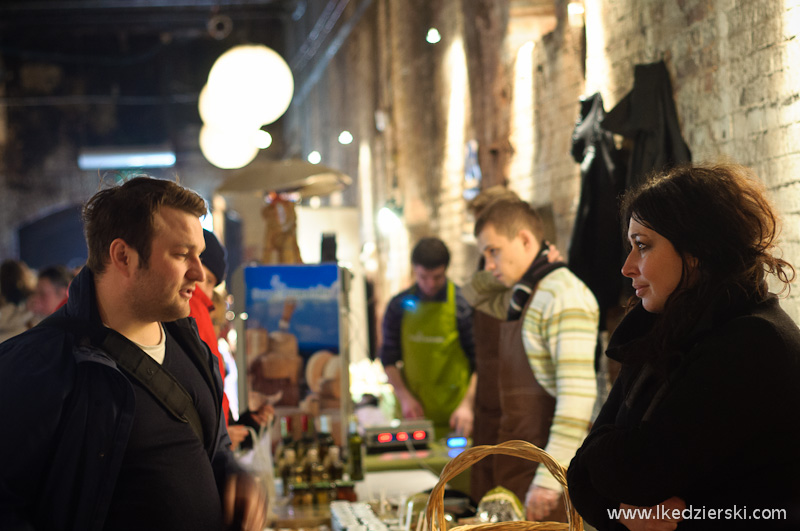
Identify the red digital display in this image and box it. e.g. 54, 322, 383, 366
377, 433, 393, 443
396, 431, 409, 442
412, 430, 427, 440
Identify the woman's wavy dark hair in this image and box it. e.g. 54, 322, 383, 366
621, 163, 794, 355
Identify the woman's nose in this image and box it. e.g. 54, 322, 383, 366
621, 250, 637, 278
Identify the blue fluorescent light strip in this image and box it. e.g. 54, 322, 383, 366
78, 151, 176, 170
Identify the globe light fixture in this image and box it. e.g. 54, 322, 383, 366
198, 44, 293, 169
206, 44, 294, 127
199, 124, 259, 170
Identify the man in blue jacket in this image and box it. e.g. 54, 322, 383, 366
0, 176, 265, 530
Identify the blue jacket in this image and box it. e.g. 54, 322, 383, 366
0, 267, 239, 530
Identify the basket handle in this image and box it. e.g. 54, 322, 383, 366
424, 440, 583, 531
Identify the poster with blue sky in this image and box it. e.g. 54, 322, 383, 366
244, 263, 340, 358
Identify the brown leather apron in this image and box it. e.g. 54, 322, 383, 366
493, 296, 567, 522
469, 309, 503, 502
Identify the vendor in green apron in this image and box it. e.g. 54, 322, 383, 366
380, 237, 476, 440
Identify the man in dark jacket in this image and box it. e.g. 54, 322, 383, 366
0, 176, 265, 531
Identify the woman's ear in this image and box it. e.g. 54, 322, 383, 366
684, 254, 700, 281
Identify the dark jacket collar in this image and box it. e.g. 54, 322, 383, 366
607, 289, 769, 365
63, 266, 104, 327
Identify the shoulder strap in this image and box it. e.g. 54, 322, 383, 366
100, 331, 205, 448
41, 313, 206, 448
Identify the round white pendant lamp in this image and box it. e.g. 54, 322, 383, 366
198, 44, 294, 169
199, 124, 259, 170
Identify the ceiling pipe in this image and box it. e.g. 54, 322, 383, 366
293, 0, 372, 105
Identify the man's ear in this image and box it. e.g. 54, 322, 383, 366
108, 238, 138, 276
518, 228, 544, 256
518, 228, 535, 248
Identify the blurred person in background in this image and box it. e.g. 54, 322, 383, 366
475, 200, 599, 522
29, 264, 73, 321
380, 237, 476, 440
191, 228, 272, 450
0, 259, 35, 342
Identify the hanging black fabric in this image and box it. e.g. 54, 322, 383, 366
601, 60, 692, 190
568, 92, 626, 329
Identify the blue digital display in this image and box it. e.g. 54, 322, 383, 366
446, 436, 468, 448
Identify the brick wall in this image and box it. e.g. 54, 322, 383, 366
585, 0, 800, 320
508, 2, 586, 254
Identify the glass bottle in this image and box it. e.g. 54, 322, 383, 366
304, 447, 326, 483
326, 446, 345, 481
317, 414, 335, 462
347, 417, 364, 481
280, 448, 296, 496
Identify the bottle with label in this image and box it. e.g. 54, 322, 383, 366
280, 448, 296, 496
304, 447, 326, 484
326, 446, 345, 481
347, 417, 364, 481
291, 450, 306, 487
279, 416, 293, 449
317, 414, 335, 463
301, 414, 319, 457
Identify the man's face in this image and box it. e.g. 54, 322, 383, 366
413, 264, 447, 298
478, 223, 538, 287
128, 206, 205, 322
30, 278, 67, 317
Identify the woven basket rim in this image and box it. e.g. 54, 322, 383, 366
422, 440, 583, 531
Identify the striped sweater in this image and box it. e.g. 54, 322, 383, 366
522, 267, 599, 492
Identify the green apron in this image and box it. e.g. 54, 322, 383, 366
400, 281, 471, 439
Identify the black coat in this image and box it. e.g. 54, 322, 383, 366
0, 267, 238, 530
567, 295, 800, 530
602, 61, 691, 190
568, 92, 625, 326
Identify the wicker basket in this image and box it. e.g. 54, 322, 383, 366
423, 440, 584, 531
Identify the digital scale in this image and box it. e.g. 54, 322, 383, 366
362, 419, 434, 453
362, 418, 470, 453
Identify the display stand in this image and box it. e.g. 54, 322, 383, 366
232, 263, 352, 445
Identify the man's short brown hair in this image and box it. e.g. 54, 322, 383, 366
467, 186, 521, 218
83, 176, 207, 275
474, 199, 544, 242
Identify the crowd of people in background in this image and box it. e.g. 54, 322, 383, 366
0, 259, 75, 342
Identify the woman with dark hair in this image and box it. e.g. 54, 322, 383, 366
567, 164, 800, 531
0, 259, 35, 342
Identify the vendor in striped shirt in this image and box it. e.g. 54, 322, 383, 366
474, 199, 599, 524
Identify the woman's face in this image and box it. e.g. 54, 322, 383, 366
622, 217, 686, 313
